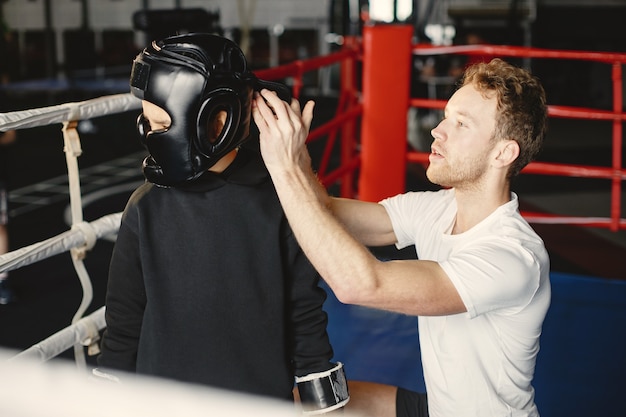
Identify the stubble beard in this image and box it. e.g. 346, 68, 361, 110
426, 153, 489, 190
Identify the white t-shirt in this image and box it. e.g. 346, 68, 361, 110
380, 189, 551, 417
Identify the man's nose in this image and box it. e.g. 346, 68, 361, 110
431, 122, 445, 141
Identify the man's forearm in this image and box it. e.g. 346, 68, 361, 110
253, 89, 464, 317
298, 150, 332, 209
252, 89, 384, 304
269, 163, 381, 305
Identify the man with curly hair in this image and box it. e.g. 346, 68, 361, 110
253, 58, 551, 417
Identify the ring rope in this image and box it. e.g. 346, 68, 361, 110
9, 307, 105, 363
63, 112, 90, 368
0, 93, 141, 131
0, 212, 121, 274
1, 93, 141, 365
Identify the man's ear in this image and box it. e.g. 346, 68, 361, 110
493, 139, 520, 169
208, 110, 228, 143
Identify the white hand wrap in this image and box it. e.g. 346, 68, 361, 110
296, 362, 349, 414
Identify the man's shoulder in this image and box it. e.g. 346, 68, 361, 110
383, 188, 454, 214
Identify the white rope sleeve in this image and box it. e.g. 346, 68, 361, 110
10, 306, 106, 363
0, 93, 141, 131
0, 212, 122, 274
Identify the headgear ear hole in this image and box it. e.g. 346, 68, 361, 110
207, 108, 229, 144
197, 90, 242, 155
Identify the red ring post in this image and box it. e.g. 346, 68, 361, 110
358, 24, 413, 202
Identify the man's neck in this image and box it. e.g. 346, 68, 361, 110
452, 184, 511, 234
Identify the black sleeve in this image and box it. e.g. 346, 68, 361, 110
97, 201, 146, 373
284, 224, 336, 377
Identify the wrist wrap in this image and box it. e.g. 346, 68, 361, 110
296, 362, 349, 414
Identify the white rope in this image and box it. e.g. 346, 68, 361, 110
69, 245, 94, 370
0, 212, 122, 274
10, 307, 106, 363
0, 93, 141, 131
0, 213, 117, 365
0, 93, 140, 368
61, 108, 92, 369
1, 347, 306, 417
71, 221, 98, 252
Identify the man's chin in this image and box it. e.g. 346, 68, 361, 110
426, 170, 446, 188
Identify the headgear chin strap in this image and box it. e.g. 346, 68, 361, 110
129, 33, 291, 186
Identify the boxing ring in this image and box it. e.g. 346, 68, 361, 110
1, 25, 625, 416
0, 94, 140, 368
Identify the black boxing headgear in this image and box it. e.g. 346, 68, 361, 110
129, 33, 291, 186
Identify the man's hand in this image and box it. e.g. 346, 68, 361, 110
252, 89, 315, 174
